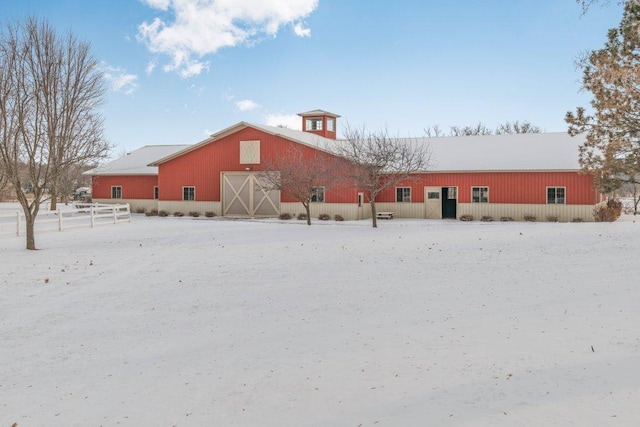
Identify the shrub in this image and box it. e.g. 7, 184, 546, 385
173, 211, 184, 217
158, 210, 169, 217
480, 215, 494, 222
593, 199, 622, 222
279, 212, 292, 220
334, 214, 344, 221
318, 213, 331, 221
145, 208, 158, 217
459, 214, 473, 221
571, 217, 584, 223
188, 211, 200, 217
205, 211, 216, 218
134, 207, 146, 214
500, 216, 513, 222
524, 215, 536, 222
546, 215, 559, 222
297, 213, 307, 220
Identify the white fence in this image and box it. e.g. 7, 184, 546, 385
0, 203, 131, 237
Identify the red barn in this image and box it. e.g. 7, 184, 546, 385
87, 110, 599, 222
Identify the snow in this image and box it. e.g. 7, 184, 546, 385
1, 212, 639, 426
85, 145, 188, 176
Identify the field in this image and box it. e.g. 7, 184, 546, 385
1, 212, 639, 426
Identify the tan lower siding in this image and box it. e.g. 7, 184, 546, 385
458, 203, 595, 222
158, 201, 222, 216
280, 203, 362, 220
374, 202, 425, 219
93, 198, 157, 212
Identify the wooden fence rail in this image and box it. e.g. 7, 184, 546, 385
0, 203, 130, 237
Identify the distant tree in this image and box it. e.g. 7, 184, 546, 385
424, 124, 445, 138
0, 17, 109, 249
449, 122, 493, 136
337, 125, 432, 228
260, 144, 341, 225
565, 1, 640, 197
425, 121, 541, 137
495, 120, 542, 134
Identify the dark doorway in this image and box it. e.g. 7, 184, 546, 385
441, 187, 457, 219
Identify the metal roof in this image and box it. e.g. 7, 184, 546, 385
91, 125, 586, 175
85, 145, 188, 176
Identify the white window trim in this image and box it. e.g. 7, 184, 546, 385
546, 186, 566, 204
111, 186, 122, 199
326, 118, 335, 132
396, 186, 411, 203
471, 186, 489, 203
311, 186, 325, 203
306, 117, 323, 131
239, 140, 261, 164
183, 186, 196, 201
154, 186, 159, 200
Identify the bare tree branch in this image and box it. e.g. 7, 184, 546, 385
337, 125, 432, 228
0, 17, 110, 249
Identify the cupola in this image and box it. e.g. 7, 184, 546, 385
298, 109, 340, 139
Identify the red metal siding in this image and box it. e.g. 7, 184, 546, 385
378, 171, 597, 205
92, 175, 157, 199
158, 128, 359, 203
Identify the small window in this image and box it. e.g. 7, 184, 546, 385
183, 186, 195, 201
154, 186, 159, 200
472, 187, 489, 203
306, 117, 323, 131
327, 118, 335, 132
396, 187, 411, 203
311, 187, 325, 203
448, 187, 458, 199
427, 191, 440, 199
111, 186, 122, 199
547, 187, 565, 204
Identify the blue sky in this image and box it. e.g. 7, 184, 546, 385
0, 0, 625, 157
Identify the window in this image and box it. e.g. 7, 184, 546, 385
306, 117, 323, 131
327, 118, 335, 132
154, 186, 159, 200
396, 187, 411, 202
547, 187, 565, 204
427, 191, 440, 199
311, 187, 325, 203
448, 187, 458, 199
111, 186, 122, 199
183, 186, 195, 201
472, 187, 489, 203
240, 140, 260, 164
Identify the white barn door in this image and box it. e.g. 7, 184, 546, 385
222, 173, 280, 216
424, 187, 442, 219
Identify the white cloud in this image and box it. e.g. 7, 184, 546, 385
102, 64, 138, 95
293, 22, 311, 37
236, 99, 260, 112
137, 0, 318, 77
265, 113, 301, 130
145, 60, 157, 75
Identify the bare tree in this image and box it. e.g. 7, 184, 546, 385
0, 17, 109, 249
495, 120, 542, 134
449, 122, 493, 137
338, 125, 432, 228
425, 121, 542, 137
424, 124, 445, 138
260, 144, 341, 225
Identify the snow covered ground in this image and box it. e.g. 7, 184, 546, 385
1, 211, 639, 426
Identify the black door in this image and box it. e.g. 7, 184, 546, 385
441, 187, 457, 219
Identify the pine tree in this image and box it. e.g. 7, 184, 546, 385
566, 0, 640, 195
